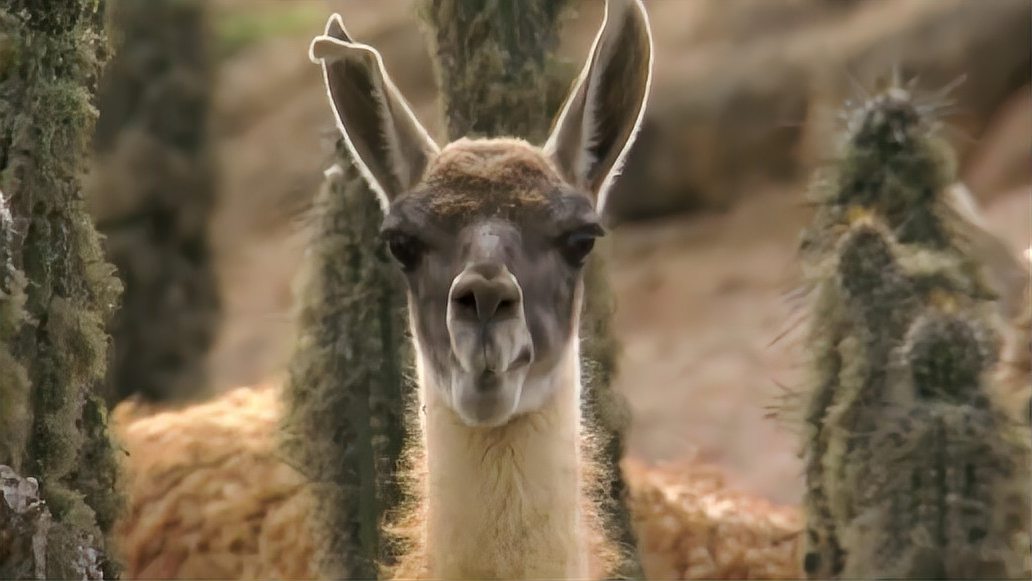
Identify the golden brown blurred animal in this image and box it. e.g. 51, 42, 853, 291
111, 382, 804, 579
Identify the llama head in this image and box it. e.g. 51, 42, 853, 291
310, 0, 652, 427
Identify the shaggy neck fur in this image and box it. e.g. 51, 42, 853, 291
415, 337, 588, 579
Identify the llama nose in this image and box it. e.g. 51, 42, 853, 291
450, 263, 521, 324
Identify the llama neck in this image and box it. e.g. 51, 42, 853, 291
419, 344, 587, 579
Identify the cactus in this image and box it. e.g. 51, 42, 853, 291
0, 1, 124, 578
420, 0, 574, 144
280, 151, 413, 577
89, 0, 220, 405
799, 79, 1031, 578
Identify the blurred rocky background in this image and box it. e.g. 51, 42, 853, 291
90, 0, 1030, 505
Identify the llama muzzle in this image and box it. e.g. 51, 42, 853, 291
447, 263, 534, 426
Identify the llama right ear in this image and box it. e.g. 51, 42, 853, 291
310, 14, 439, 210
543, 0, 653, 216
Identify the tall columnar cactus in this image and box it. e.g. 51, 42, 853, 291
281, 152, 413, 577
0, 1, 123, 578
799, 80, 1031, 578
89, 0, 219, 404
421, 0, 573, 144
421, 2, 642, 575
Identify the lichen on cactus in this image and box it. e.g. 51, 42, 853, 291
798, 77, 1031, 579
280, 149, 415, 578
0, 1, 125, 577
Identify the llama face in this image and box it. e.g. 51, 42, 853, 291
381, 140, 602, 425
310, 0, 652, 426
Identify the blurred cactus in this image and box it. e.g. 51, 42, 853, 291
799, 79, 1031, 578
422, 1, 642, 576
420, 0, 575, 143
88, 0, 219, 405
0, 1, 123, 578
281, 150, 413, 577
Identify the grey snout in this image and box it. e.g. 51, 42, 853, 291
449, 262, 521, 325
446, 263, 535, 425
448, 262, 531, 377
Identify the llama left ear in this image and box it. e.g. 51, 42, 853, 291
543, 0, 653, 215
310, 13, 439, 211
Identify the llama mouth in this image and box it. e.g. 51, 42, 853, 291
451, 367, 524, 427
475, 370, 501, 392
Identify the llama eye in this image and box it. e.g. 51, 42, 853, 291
386, 232, 424, 271
559, 225, 603, 267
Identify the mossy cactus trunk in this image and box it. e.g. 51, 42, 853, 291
281, 150, 413, 578
798, 81, 1032, 578
421, 0, 572, 144
422, 1, 642, 576
0, 1, 123, 578
88, 0, 219, 405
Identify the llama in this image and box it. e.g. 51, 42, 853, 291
307, 0, 652, 577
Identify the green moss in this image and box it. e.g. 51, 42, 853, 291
0, 1, 123, 576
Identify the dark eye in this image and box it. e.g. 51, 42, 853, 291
385, 231, 424, 271
559, 225, 604, 267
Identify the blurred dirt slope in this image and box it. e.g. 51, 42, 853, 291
204, 0, 1031, 504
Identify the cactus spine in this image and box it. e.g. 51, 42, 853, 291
799, 80, 1031, 578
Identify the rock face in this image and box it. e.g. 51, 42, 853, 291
0, 465, 52, 580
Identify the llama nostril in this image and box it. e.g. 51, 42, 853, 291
496, 298, 515, 316
454, 291, 477, 313
451, 267, 521, 324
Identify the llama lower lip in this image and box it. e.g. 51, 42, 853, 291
475, 370, 500, 391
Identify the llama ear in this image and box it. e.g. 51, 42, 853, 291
310, 14, 440, 211
543, 0, 653, 215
